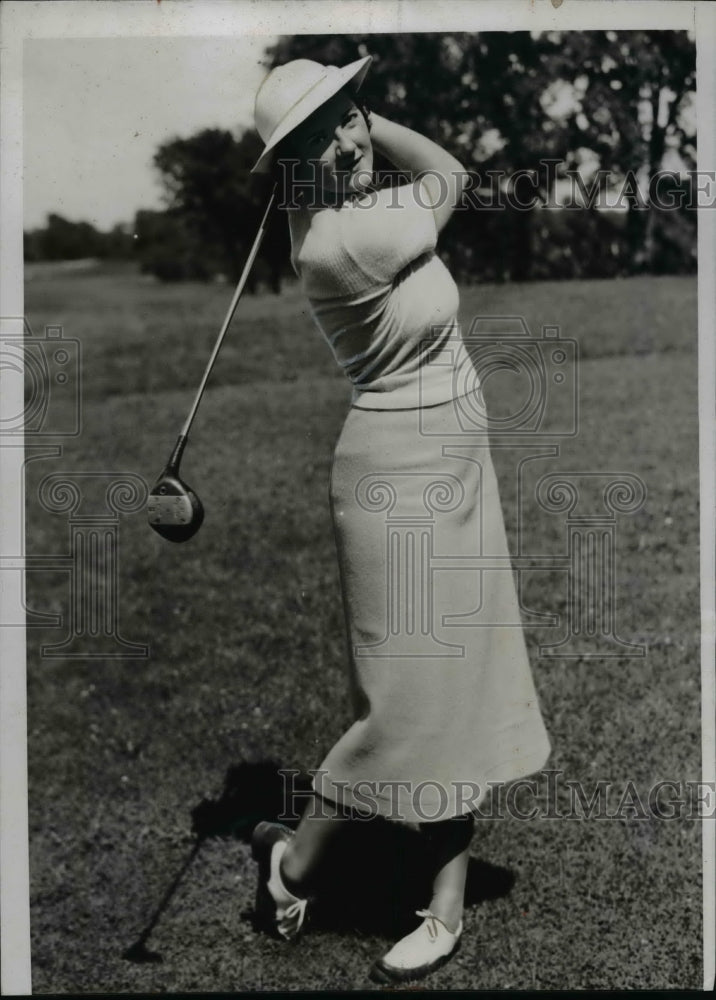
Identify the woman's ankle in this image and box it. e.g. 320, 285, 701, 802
429, 906, 463, 935
427, 893, 464, 934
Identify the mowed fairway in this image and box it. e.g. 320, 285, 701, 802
23, 268, 701, 991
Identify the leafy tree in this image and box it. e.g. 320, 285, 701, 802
267, 31, 695, 278
151, 127, 288, 288
134, 208, 213, 281
24, 212, 134, 261
37, 213, 103, 260
546, 30, 696, 271
23, 213, 135, 263
103, 222, 135, 260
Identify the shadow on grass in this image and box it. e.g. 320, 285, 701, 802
194, 760, 515, 939
308, 820, 514, 938
124, 760, 515, 962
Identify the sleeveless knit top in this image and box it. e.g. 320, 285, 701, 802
287, 179, 476, 410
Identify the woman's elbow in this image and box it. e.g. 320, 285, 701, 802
447, 155, 469, 206
424, 157, 467, 231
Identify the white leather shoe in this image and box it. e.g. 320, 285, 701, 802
369, 909, 463, 983
251, 821, 309, 940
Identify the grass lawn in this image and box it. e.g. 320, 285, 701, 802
22, 269, 701, 991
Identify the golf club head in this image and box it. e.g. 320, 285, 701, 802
122, 940, 163, 963
147, 470, 204, 542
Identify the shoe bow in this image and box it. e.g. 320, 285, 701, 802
277, 897, 309, 939
415, 909, 442, 942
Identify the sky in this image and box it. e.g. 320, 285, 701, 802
23, 36, 274, 231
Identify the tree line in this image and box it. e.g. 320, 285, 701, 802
24, 213, 134, 263
25, 31, 696, 286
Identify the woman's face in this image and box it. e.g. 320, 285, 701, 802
283, 89, 374, 197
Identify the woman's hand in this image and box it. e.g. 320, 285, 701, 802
367, 112, 468, 233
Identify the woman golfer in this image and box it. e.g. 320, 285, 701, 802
249, 54, 551, 984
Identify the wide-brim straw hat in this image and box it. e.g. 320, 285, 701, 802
251, 54, 372, 174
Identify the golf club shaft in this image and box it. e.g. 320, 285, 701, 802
178, 183, 278, 442
123, 837, 203, 958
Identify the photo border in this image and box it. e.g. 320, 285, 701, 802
1, 0, 713, 992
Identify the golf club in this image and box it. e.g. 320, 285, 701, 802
122, 838, 203, 963
147, 183, 277, 542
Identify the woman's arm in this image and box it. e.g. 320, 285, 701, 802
367, 111, 467, 233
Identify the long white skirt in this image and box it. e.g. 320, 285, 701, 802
313, 393, 551, 824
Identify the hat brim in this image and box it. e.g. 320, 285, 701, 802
250, 54, 372, 175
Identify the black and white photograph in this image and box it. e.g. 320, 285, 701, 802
0, 0, 714, 992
